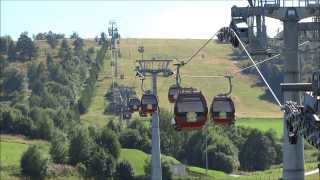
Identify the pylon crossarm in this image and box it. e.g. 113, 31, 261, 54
136, 60, 173, 77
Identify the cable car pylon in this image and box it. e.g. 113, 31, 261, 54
230, 1, 320, 179
136, 59, 173, 180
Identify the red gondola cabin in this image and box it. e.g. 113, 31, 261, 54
210, 95, 235, 125
174, 91, 208, 130
141, 93, 158, 115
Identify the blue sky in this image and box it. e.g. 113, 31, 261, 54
1, 1, 283, 40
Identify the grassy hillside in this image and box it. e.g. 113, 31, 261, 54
80, 38, 282, 127
119, 149, 319, 180
116, 38, 282, 118
119, 148, 148, 176
119, 148, 181, 176
80, 51, 114, 127
237, 118, 283, 138
1, 135, 318, 179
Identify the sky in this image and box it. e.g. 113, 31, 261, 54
1, 0, 284, 40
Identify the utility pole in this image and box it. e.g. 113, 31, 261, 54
108, 21, 120, 86
136, 60, 173, 180
205, 128, 208, 177
231, 1, 320, 179
138, 46, 145, 60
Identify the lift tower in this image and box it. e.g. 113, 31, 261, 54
108, 21, 120, 81
136, 60, 173, 180
231, 1, 320, 179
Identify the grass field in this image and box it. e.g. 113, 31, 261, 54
119, 148, 148, 176
189, 164, 319, 180
119, 148, 319, 180
236, 118, 283, 138
119, 148, 181, 176
80, 52, 115, 127
188, 166, 230, 179
0, 135, 50, 179
1, 135, 318, 179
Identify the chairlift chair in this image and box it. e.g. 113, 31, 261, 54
210, 95, 236, 125
128, 97, 141, 112
174, 91, 208, 130
141, 93, 158, 115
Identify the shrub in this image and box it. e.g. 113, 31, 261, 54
96, 127, 121, 159
69, 127, 93, 165
119, 129, 142, 149
207, 151, 234, 173
114, 160, 134, 180
50, 130, 69, 164
239, 129, 276, 171
20, 145, 49, 179
87, 147, 116, 179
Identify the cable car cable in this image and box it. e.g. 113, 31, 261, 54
183, 33, 219, 65
172, 31, 221, 72
172, 28, 309, 83
236, 41, 310, 73
170, 26, 308, 107
179, 41, 310, 79
229, 28, 282, 107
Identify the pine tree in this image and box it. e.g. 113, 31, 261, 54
7, 41, 17, 61
16, 32, 37, 61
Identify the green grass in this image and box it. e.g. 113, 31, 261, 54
0, 135, 50, 179
119, 148, 149, 176
80, 52, 115, 127
1, 135, 318, 179
236, 118, 283, 138
119, 148, 181, 176
306, 173, 320, 180
188, 163, 319, 180
1, 141, 29, 167
187, 166, 230, 179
